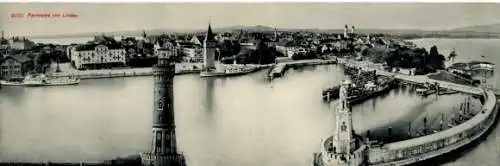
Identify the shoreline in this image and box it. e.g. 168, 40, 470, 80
48, 59, 337, 80
49, 63, 204, 80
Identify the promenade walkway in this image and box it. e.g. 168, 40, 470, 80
50, 63, 203, 79
267, 59, 337, 79
337, 58, 496, 96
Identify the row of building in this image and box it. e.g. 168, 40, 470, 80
2, 24, 387, 75
0, 54, 34, 79
65, 32, 207, 70
0, 31, 41, 79
0, 31, 36, 51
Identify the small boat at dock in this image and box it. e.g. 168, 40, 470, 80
416, 88, 436, 96
200, 65, 260, 77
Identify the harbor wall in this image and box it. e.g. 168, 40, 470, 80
51, 63, 204, 79
51, 68, 200, 79
284, 59, 337, 67
318, 136, 367, 166
367, 90, 498, 166
268, 59, 337, 79
52, 59, 337, 80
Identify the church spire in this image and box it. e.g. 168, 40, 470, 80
206, 22, 215, 41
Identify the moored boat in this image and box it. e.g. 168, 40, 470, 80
200, 65, 260, 77
469, 60, 495, 71
0, 74, 80, 87
322, 76, 396, 103
42, 76, 81, 86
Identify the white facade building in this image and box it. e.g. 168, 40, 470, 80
71, 44, 126, 70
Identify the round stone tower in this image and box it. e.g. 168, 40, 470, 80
141, 41, 186, 166
203, 23, 217, 71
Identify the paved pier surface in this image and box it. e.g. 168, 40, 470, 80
268, 59, 337, 79
337, 58, 497, 96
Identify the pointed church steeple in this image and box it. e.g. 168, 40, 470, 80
206, 23, 215, 41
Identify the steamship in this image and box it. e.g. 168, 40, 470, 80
200, 60, 261, 77
0, 74, 80, 87
322, 77, 395, 104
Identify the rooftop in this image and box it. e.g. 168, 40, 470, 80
75, 43, 123, 51
5, 54, 32, 63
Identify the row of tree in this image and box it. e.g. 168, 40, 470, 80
362, 45, 446, 74
219, 39, 281, 64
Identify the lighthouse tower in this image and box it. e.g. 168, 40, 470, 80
141, 41, 186, 166
313, 79, 366, 166
332, 80, 356, 154
203, 23, 217, 71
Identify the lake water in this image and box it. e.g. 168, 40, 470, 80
0, 38, 499, 166
30, 36, 129, 45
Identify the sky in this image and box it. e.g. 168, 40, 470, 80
1, 3, 500, 37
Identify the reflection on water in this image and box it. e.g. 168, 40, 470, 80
203, 78, 216, 114
0, 38, 499, 166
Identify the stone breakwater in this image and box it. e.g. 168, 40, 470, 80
368, 90, 497, 166
314, 57, 499, 166
268, 59, 338, 79
314, 89, 497, 166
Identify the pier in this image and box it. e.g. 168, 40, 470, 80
268, 59, 337, 80
313, 58, 499, 166
337, 58, 500, 97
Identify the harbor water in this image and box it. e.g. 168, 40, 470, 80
1, 38, 500, 166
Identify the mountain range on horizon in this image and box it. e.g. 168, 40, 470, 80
26, 23, 500, 39
451, 23, 500, 33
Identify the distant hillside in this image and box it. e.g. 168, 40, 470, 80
29, 28, 184, 39
28, 25, 426, 39
452, 23, 500, 33
29, 24, 500, 39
